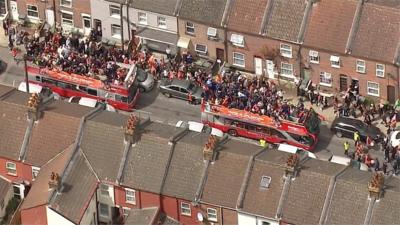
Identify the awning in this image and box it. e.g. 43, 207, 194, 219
330, 55, 340, 62
136, 27, 178, 46
177, 37, 191, 49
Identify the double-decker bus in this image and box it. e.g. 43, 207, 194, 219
201, 102, 321, 151
26, 65, 140, 111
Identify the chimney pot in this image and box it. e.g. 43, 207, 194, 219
368, 172, 384, 199
48, 172, 61, 190
203, 135, 219, 161
125, 114, 138, 143
27, 93, 42, 121
285, 154, 299, 177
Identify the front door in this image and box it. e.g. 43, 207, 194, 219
254, 57, 262, 75
388, 85, 396, 104
339, 74, 348, 92
82, 15, 91, 36
94, 19, 102, 36
9, 0, 18, 21
46, 9, 55, 27
216, 48, 225, 62
266, 60, 275, 79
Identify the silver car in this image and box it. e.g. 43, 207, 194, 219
137, 68, 155, 93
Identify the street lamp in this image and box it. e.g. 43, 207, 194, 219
24, 54, 29, 93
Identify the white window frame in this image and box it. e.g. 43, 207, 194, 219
180, 202, 191, 216
125, 188, 136, 204
260, 176, 271, 189
138, 12, 147, 25
195, 44, 207, 54
157, 16, 167, 29
330, 55, 340, 68
27, 5, 39, 19
280, 62, 293, 78
280, 43, 292, 58
319, 72, 332, 87
61, 11, 74, 27
230, 34, 244, 47
309, 50, 319, 64
207, 27, 217, 37
356, 59, 366, 73
185, 21, 195, 34
376, 64, 385, 77
99, 203, 109, 218
100, 184, 110, 196
207, 208, 218, 222
60, 0, 72, 8
6, 162, 16, 175
109, 5, 120, 18
367, 81, 379, 97
233, 52, 245, 68
122, 207, 130, 219
32, 166, 40, 180
111, 24, 121, 39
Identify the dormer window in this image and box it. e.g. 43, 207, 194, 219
280, 44, 292, 58
260, 176, 271, 189
207, 27, 217, 37
230, 34, 244, 47
330, 55, 340, 68
309, 50, 319, 64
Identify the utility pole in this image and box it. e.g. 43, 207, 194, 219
53, 0, 57, 25
24, 54, 29, 93
120, 3, 124, 51
126, 0, 131, 42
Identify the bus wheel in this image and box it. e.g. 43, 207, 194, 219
335, 131, 342, 138
228, 129, 238, 136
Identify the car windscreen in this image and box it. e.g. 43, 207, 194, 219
188, 83, 197, 92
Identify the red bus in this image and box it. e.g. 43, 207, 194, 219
201, 103, 321, 151
26, 65, 140, 111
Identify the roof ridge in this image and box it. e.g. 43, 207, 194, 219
174, 0, 183, 16
363, 197, 377, 225
297, 0, 314, 43
159, 138, 178, 194
221, 0, 234, 27
80, 149, 100, 181
260, 0, 274, 35
116, 139, 133, 184
275, 172, 292, 219
39, 143, 75, 169
345, 0, 365, 54
194, 160, 210, 203
0, 88, 16, 100
19, 118, 34, 162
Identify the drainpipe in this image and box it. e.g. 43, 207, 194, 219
126, 0, 131, 42
52, 0, 56, 25
120, 3, 124, 51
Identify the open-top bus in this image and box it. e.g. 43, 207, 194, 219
201, 102, 321, 151
26, 65, 140, 111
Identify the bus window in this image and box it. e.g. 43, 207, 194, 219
87, 89, 98, 96
42, 77, 57, 85
35, 76, 41, 81
288, 133, 314, 146
56, 81, 68, 89
271, 129, 285, 139
115, 94, 128, 103
78, 86, 88, 92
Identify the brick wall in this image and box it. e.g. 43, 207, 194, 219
54, 0, 91, 30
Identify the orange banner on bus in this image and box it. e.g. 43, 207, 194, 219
43, 69, 104, 89
209, 104, 275, 126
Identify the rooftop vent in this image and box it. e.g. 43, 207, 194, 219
27, 93, 42, 121
368, 172, 384, 199
203, 135, 219, 161
125, 114, 138, 143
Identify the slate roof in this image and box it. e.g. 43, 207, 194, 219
226, 0, 269, 34
280, 159, 345, 225
303, 0, 358, 53
122, 122, 174, 194
350, 3, 400, 63
0, 84, 14, 98
324, 168, 370, 225
367, 0, 400, 9
264, 0, 307, 42
1, 90, 31, 106
130, 0, 180, 16
178, 0, 227, 27
0, 101, 28, 160
80, 117, 126, 182
256, 149, 291, 166
0, 177, 11, 202
24, 110, 81, 166
51, 150, 98, 224
41, 100, 93, 119
125, 207, 159, 225
370, 177, 400, 225
161, 131, 208, 201
241, 158, 284, 218
21, 145, 74, 210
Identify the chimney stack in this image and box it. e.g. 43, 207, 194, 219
368, 172, 384, 199
285, 153, 299, 178
203, 135, 219, 162
125, 114, 138, 143
27, 93, 42, 121
48, 172, 61, 191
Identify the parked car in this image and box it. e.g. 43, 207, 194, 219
137, 67, 155, 93
176, 121, 224, 137
18, 81, 60, 100
159, 79, 202, 104
68, 96, 116, 112
331, 117, 383, 143
389, 130, 400, 148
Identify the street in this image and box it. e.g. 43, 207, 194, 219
0, 45, 383, 162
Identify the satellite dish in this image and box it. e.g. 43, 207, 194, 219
197, 212, 204, 222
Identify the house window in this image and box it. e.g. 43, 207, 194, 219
356, 59, 366, 73
61, 11, 73, 26
100, 184, 110, 196
27, 5, 39, 18
111, 24, 121, 39
309, 50, 319, 64
180, 202, 191, 216
280, 44, 292, 58
207, 208, 218, 222
280, 63, 293, 77
207, 27, 217, 37
330, 55, 340, 68
60, 0, 72, 7
157, 16, 167, 28
99, 203, 109, 217
125, 188, 136, 204
6, 162, 16, 175
230, 34, 244, 47
109, 5, 120, 17
185, 22, 195, 34
260, 176, 271, 189
233, 52, 245, 67
367, 82, 379, 97
32, 166, 40, 180
138, 12, 147, 25
376, 64, 385, 77
319, 72, 332, 87
195, 44, 207, 54
122, 207, 130, 219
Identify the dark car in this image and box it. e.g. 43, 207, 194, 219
159, 78, 203, 104
331, 117, 383, 143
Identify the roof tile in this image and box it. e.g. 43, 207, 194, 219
227, 0, 269, 34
